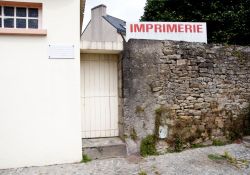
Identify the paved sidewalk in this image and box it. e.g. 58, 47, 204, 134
1, 144, 250, 175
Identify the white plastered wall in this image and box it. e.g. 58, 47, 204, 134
0, 0, 82, 169
81, 6, 124, 53
81, 4, 123, 43
82, 18, 123, 42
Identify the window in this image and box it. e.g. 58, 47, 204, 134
0, 1, 46, 35
0, 6, 40, 29
0, 6, 2, 27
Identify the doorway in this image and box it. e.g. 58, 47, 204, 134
80, 53, 119, 138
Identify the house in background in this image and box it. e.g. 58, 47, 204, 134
0, 0, 85, 169
81, 4, 126, 53
80, 4, 127, 158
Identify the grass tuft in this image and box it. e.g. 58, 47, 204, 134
140, 135, 158, 157
208, 151, 249, 168
81, 154, 92, 163
130, 128, 138, 141
138, 171, 147, 175
212, 139, 226, 146
208, 154, 225, 161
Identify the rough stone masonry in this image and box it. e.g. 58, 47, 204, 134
122, 39, 250, 154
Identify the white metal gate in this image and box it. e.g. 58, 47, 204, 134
81, 54, 119, 138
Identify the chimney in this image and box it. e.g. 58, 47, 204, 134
91, 4, 107, 19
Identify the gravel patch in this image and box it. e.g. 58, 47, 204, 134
0, 144, 250, 175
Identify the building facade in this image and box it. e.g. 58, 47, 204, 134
0, 0, 84, 169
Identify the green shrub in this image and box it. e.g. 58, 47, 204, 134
138, 171, 147, 175
81, 154, 92, 163
140, 135, 157, 157
244, 103, 250, 135
174, 136, 183, 152
212, 139, 225, 146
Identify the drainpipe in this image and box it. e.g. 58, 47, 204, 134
118, 31, 126, 99
117, 31, 126, 140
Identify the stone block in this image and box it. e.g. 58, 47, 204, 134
187, 96, 196, 101
166, 54, 181, 60
202, 140, 213, 146
152, 87, 163, 92
199, 68, 208, 73
189, 83, 200, 88
198, 125, 205, 131
177, 59, 187, 66
192, 138, 203, 144
215, 118, 224, 128
171, 104, 180, 110
179, 115, 192, 120
163, 48, 175, 55
194, 103, 205, 110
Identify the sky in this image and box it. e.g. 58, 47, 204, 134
83, 0, 147, 29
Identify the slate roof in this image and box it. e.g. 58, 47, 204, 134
103, 15, 126, 35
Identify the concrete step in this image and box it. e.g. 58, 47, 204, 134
243, 136, 250, 142
243, 136, 250, 148
82, 137, 127, 160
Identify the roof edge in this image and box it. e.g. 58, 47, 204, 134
102, 16, 126, 35
106, 15, 126, 24
91, 4, 107, 11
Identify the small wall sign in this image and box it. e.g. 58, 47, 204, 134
48, 44, 75, 59
126, 22, 207, 43
159, 126, 168, 139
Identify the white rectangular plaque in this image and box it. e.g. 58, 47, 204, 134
48, 44, 75, 59
126, 22, 207, 43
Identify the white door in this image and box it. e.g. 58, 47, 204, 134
81, 54, 119, 138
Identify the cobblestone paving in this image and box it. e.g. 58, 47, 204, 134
1, 144, 250, 175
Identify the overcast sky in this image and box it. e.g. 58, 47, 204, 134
83, 0, 147, 29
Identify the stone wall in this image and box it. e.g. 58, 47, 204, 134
122, 39, 250, 154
